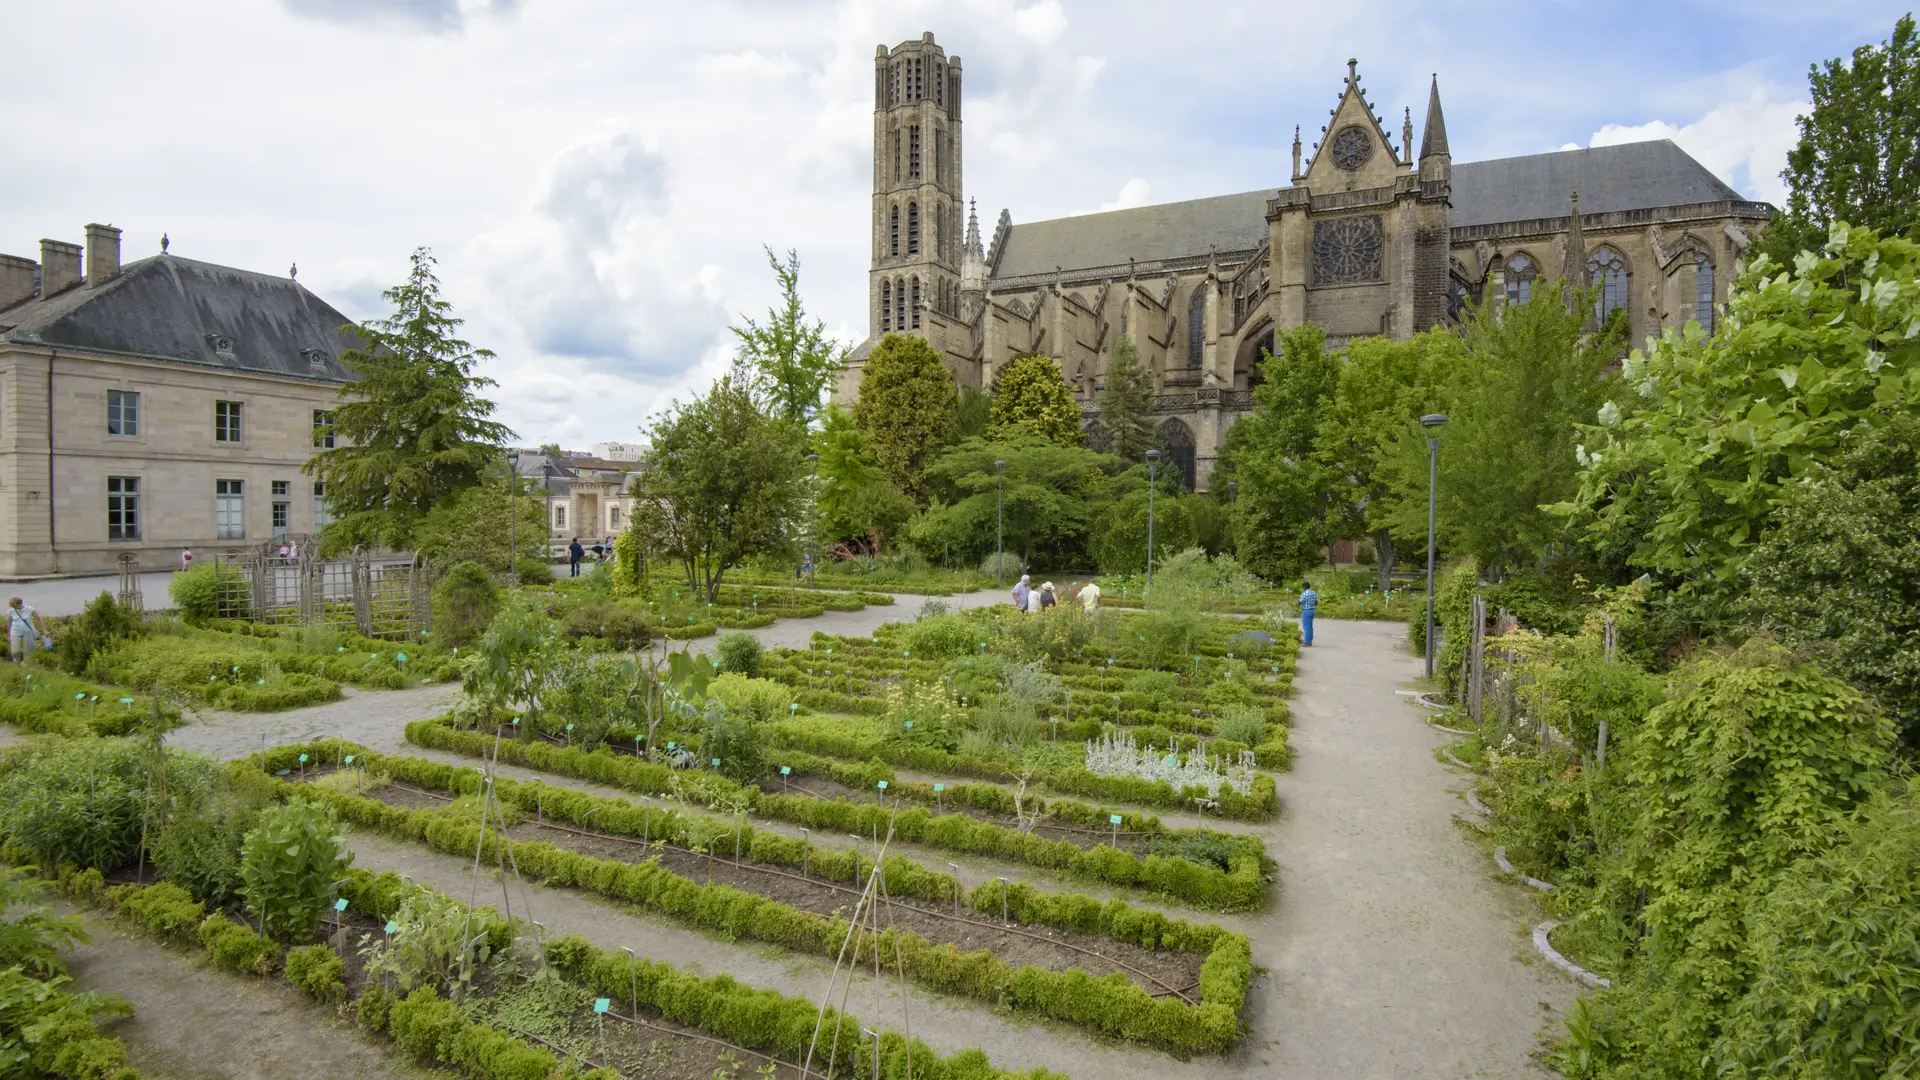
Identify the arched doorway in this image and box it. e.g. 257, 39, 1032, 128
1159, 418, 1197, 491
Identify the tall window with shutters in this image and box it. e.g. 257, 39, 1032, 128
1186, 288, 1205, 367
881, 281, 892, 332
889, 205, 899, 257
907, 203, 920, 255
909, 126, 921, 180
910, 278, 922, 329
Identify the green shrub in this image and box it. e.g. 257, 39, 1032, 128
152, 795, 258, 908
714, 631, 764, 676
0, 740, 151, 871
431, 562, 500, 648
512, 557, 552, 585
55, 592, 145, 676
216, 671, 340, 711
167, 563, 250, 621
0, 967, 139, 1080
240, 801, 353, 941
283, 944, 347, 1004
1215, 705, 1266, 745
114, 882, 206, 943
356, 985, 395, 1034
902, 614, 977, 660
197, 913, 279, 974
707, 673, 789, 724
560, 599, 651, 650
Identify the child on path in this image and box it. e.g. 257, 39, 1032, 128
1299, 579, 1318, 647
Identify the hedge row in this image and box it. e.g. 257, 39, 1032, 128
344, 747, 1241, 956
0, 665, 175, 737
266, 748, 1248, 1052
405, 718, 1269, 910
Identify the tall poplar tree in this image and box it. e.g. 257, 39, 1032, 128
306, 248, 513, 555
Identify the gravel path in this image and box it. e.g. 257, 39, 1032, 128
61, 906, 428, 1080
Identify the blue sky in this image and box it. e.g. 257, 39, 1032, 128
0, 0, 1907, 444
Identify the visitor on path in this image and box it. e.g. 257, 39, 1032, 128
1012, 574, 1031, 612
602, 536, 614, 562
1299, 579, 1318, 646
568, 537, 584, 577
1078, 580, 1101, 612
179, 547, 194, 571
1038, 582, 1057, 610
8, 597, 47, 664
277, 541, 291, 560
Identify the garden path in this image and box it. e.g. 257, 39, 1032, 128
59, 905, 430, 1079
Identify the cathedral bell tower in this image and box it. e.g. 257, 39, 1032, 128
870, 33, 963, 353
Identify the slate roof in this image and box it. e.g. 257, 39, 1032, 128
0, 254, 359, 382
987, 140, 1750, 282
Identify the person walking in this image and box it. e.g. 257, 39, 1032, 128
1078, 580, 1102, 612
8, 597, 47, 665
1037, 581, 1058, 611
1298, 579, 1319, 647
1011, 574, 1031, 613
568, 537, 585, 577
179, 547, 194, 572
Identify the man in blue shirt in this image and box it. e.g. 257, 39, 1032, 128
1298, 579, 1318, 647
1011, 574, 1031, 613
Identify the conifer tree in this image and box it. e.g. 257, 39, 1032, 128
1094, 335, 1156, 461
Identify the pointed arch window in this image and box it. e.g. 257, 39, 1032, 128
1186, 287, 1205, 367
889, 205, 900, 257
881, 280, 892, 332
895, 277, 906, 332
1505, 253, 1537, 305
909, 125, 921, 180
1690, 247, 1715, 335
907, 202, 920, 255
1588, 246, 1628, 325
910, 278, 922, 329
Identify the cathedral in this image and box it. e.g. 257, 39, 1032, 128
835, 32, 1773, 491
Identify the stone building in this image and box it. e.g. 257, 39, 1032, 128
0, 224, 359, 578
837, 36, 1773, 490
509, 450, 638, 551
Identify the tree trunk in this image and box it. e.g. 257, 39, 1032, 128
1372, 529, 1395, 593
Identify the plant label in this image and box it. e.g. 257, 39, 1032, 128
878, 781, 888, 790
1109, 815, 1123, 825
933, 783, 944, 792
594, 998, 611, 1014
334, 898, 348, 912
780, 766, 791, 775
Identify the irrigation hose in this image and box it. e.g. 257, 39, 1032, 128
381, 780, 1199, 1003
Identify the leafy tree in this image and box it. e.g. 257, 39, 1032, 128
1743, 409, 1920, 745
429, 562, 500, 648
853, 334, 958, 501
812, 404, 914, 551
731, 247, 849, 425
1093, 335, 1156, 460
1315, 332, 1455, 590
305, 248, 514, 555
1557, 224, 1920, 603
907, 434, 1114, 565
1091, 464, 1194, 574
1376, 281, 1620, 574
989, 352, 1082, 446
631, 373, 808, 601
1758, 15, 1920, 264
412, 470, 546, 574
955, 384, 991, 439
1218, 325, 1342, 582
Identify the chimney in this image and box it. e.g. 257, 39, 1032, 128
39, 239, 82, 297
85, 223, 121, 287
0, 255, 36, 309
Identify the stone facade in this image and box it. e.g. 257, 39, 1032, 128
509, 451, 638, 552
837, 45, 1773, 491
0, 225, 361, 578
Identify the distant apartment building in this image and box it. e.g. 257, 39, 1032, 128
0, 223, 358, 578
589, 441, 644, 462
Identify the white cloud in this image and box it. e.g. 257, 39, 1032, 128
1013, 0, 1068, 46
1579, 88, 1806, 205
1076, 177, 1151, 215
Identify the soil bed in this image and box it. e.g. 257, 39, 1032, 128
347, 781, 1203, 997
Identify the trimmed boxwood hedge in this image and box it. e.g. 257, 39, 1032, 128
262, 742, 1251, 1054
405, 718, 1270, 911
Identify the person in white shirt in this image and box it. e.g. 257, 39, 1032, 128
180, 548, 195, 571
1078, 581, 1102, 612
8, 597, 46, 664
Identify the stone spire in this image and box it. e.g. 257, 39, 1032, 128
960, 197, 987, 296
1418, 73, 1450, 179
1402, 107, 1413, 164
1566, 190, 1587, 319
1291, 125, 1302, 181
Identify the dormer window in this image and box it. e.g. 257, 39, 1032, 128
301, 347, 327, 368
205, 333, 236, 359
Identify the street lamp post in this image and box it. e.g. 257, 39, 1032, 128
1145, 449, 1161, 589
506, 451, 520, 587
1420, 414, 1448, 679
805, 453, 820, 587
1227, 480, 1237, 503
994, 459, 1006, 588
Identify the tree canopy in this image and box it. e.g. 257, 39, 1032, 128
1093, 335, 1156, 460
812, 403, 914, 552
731, 247, 849, 426
1758, 14, 1920, 264
304, 247, 513, 554
1218, 325, 1341, 582
630, 373, 808, 601
853, 334, 958, 501
908, 434, 1113, 565
989, 352, 1083, 446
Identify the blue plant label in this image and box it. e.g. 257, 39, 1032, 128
566, 723, 574, 732
790, 703, 799, 712
594, 998, 611, 1014
75, 692, 85, 700
780, 766, 791, 775
119, 697, 133, 704
338, 646, 345, 652
903, 721, 913, 729
334, 898, 348, 912
877, 780, 888, 790
345, 755, 356, 764
397, 653, 407, 663
299, 753, 309, 763
257, 679, 265, 685
711, 758, 721, 768
1109, 815, 1123, 825
276, 769, 290, 776
667, 741, 676, 749
384, 920, 398, 934
933, 783, 944, 792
